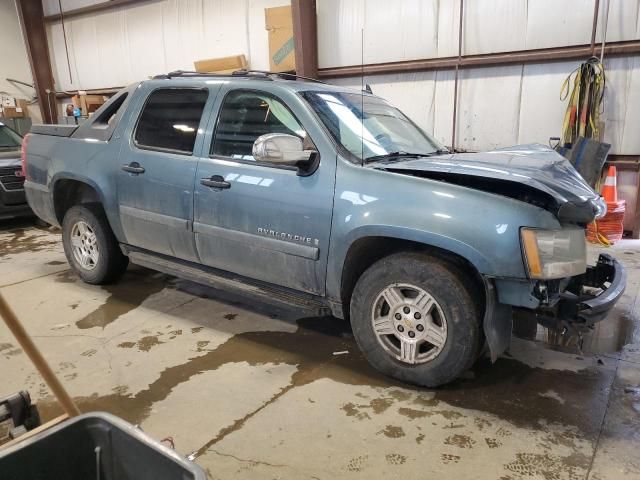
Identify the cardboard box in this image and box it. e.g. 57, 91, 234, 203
72, 94, 106, 115
194, 54, 248, 74
2, 97, 29, 118
1, 95, 16, 108
265, 5, 295, 73
1, 106, 24, 118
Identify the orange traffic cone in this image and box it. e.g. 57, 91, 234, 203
601, 165, 618, 203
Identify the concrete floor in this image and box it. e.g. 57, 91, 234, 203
1, 219, 639, 480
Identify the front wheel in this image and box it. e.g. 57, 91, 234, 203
350, 252, 483, 387
62, 204, 128, 284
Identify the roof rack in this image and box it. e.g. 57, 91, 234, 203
234, 69, 329, 85
152, 69, 330, 85
151, 70, 272, 80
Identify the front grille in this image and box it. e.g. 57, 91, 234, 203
0, 167, 25, 191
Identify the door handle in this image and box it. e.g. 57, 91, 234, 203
122, 162, 145, 174
201, 175, 231, 189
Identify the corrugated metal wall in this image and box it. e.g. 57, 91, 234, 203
44, 0, 289, 91
44, 0, 640, 153
319, 0, 640, 154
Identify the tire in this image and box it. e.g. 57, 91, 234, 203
350, 252, 483, 387
61, 204, 128, 284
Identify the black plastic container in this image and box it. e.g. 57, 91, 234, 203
0, 412, 206, 480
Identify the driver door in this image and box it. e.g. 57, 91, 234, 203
193, 88, 336, 295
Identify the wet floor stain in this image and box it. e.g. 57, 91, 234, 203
117, 335, 164, 352
0, 342, 22, 357
137, 335, 164, 352
385, 453, 406, 465
444, 434, 475, 449
60, 270, 168, 329
485, 437, 502, 448
441, 453, 460, 464
345, 455, 368, 472
46, 260, 66, 265
37, 315, 613, 449
378, 425, 405, 438
0, 227, 60, 259
504, 452, 588, 480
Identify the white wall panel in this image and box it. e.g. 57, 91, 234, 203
432, 70, 455, 146
330, 71, 437, 132
603, 56, 635, 154
317, 0, 365, 68
436, 0, 459, 58
621, 56, 640, 153
362, 0, 438, 64
525, 0, 594, 49
462, 0, 526, 55
455, 65, 523, 150
517, 60, 582, 146
45, 0, 292, 91
201, 0, 250, 61
317, 0, 438, 68
122, 2, 166, 85
596, 0, 640, 43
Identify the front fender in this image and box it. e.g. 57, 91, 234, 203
326, 159, 562, 302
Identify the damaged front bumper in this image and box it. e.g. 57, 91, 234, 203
533, 253, 626, 334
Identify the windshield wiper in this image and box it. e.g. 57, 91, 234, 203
365, 150, 448, 163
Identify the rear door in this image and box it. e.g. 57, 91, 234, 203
193, 87, 337, 295
116, 84, 218, 261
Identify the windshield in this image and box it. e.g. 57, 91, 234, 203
0, 125, 22, 150
301, 91, 443, 162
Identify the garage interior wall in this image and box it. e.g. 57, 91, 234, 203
0, 0, 41, 122
43, 0, 289, 90
43, 0, 639, 154
319, 0, 640, 155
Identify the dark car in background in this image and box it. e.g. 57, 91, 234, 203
0, 122, 32, 220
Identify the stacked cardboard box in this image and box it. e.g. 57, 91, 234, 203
0, 96, 29, 118
71, 94, 106, 116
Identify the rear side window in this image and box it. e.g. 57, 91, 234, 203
134, 88, 208, 154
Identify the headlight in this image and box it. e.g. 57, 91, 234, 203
520, 228, 587, 279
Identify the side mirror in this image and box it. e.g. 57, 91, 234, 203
252, 133, 316, 166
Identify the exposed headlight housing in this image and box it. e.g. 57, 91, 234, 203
594, 196, 607, 219
521, 228, 587, 279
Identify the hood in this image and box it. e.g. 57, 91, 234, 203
0, 149, 21, 168
373, 144, 604, 224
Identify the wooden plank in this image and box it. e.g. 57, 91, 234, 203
0, 294, 80, 418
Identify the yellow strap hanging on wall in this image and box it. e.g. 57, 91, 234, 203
560, 57, 606, 146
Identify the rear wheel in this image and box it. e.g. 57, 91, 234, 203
350, 252, 483, 387
62, 204, 128, 284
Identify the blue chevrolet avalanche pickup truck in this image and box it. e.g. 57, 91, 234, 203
23, 71, 625, 386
